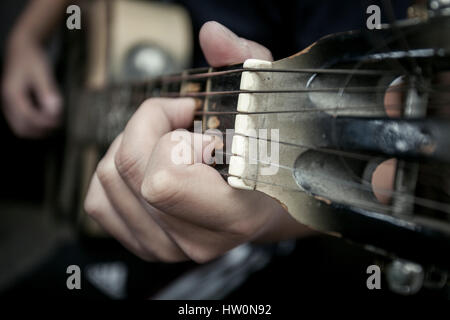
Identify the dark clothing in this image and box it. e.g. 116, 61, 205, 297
169, 0, 411, 66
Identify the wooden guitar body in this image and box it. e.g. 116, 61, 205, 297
59, 0, 192, 234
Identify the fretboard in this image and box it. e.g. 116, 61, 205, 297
72, 65, 243, 163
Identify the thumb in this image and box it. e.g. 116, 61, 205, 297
199, 21, 273, 67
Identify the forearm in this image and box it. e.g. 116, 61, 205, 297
9, 0, 75, 44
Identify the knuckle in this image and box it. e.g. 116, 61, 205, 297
96, 158, 116, 186
140, 97, 164, 111
175, 239, 221, 264
186, 246, 219, 264
225, 220, 257, 238
84, 191, 103, 221
139, 240, 186, 263
140, 168, 179, 206
135, 249, 156, 262
113, 145, 140, 182
153, 250, 185, 263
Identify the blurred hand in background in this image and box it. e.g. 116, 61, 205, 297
2, 32, 62, 138
1, 0, 70, 138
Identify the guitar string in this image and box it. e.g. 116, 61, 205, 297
217, 169, 392, 215
113, 7, 447, 91
117, 84, 450, 114
217, 169, 425, 217
110, 67, 400, 89
113, 89, 449, 181
201, 129, 445, 167
331, 0, 427, 198
105, 16, 449, 103
112, 66, 448, 88
105, 69, 450, 97
103, 67, 450, 113
212, 132, 447, 183
381, 0, 424, 81
97, 94, 450, 216
156, 85, 450, 98
221, 167, 450, 221
215, 151, 450, 215
111, 91, 450, 129
113, 85, 449, 186
100, 41, 449, 199
122, 84, 449, 179
137, 74, 450, 185
162, 67, 397, 81
122, 91, 450, 116
116, 83, 450, 115
219, 3, 445, 230
193, 100, 450, 115
90, 15, 450, 218
112, 71, 450, 179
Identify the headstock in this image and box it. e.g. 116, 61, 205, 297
227, 14, 450, 270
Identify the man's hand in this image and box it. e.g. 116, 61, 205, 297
84, 21, 310, 263
2, 36, 62, 138
1, 0, 69, 138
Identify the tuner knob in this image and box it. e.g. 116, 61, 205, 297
123, 43, 176, 81
428, 0, 450, 15
386, 259, 424, 295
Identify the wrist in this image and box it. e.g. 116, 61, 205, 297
6, 32, 40, 59
8, 26, 41, 49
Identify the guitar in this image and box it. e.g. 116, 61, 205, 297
58, 0, 192, 234
60, 0, 450, 291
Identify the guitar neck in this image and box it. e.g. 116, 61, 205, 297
75, 65, 243, 150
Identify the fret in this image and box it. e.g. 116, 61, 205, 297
179, 70, 189, 95
178, 70, 203, 128
165, 76, 182, 94
160, 77, 169, 96
177, 68, 209, 132
202, 67, 213, 133
130, 83, 145, 108
204, 64, 243, 114
179, 68, 208, 95
143, 81, 152, 98
85, 66, 244, 147
138, 81, 148, 104
203, 64, 243, 165
148, 79, 162, 98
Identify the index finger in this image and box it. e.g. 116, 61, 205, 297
115, 97, 195, 194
